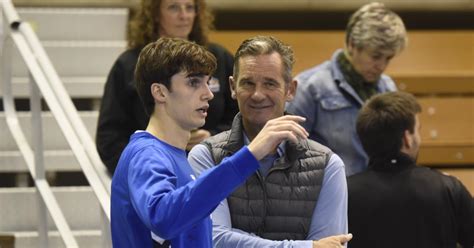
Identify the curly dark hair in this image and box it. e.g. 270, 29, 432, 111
127, 0, 213, 48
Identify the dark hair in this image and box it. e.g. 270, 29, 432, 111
127, 0, 213, 48
356, 91, 421, 158
233, 35, 295, 83
135, 37, 216, 116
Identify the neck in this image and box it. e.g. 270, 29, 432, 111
243, 123, 262, 142
243, 123, 278, 155
146, 113, 190, 150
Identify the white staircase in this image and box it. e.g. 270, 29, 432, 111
0, 5, 128, 247
0, 7, 127, 97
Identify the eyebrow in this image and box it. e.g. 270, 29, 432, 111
239, 76, 279, 83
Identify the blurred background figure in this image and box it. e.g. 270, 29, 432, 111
286, 2, 407, 176
96, 0, 237, 175
348, 91, 474, 248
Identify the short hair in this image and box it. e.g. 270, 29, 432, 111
346, 2, 407, 53
127, 0, 213, 48
233, 35, 295, 83
135, 37, 217, 116
356, 91, 421, 158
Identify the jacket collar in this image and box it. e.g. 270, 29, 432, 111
223, 113, 307, 165
369, 152, 416, 172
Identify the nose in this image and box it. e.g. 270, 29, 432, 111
202, 83, 214, 101
375, 58, 389, 72
250, 85, 265, 101
178, 5, 194, 18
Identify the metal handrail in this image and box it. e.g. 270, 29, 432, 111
1, 18, 79, 248
1, 0, 111, 246
20, 17, 112, 196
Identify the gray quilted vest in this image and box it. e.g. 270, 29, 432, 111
202, 113, 332, 240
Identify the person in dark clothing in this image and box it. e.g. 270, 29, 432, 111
96, 0, 237, 175
348, 91, 474, 248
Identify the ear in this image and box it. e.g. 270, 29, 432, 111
285, 79, 297, 102
229, 76, 237, 100
151, 83, 167, 103
402, 129, 413, 150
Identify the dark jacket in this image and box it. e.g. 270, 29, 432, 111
348, 153, 474, 248
96, 43, 237, 174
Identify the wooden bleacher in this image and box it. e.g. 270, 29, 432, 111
209, 30, 473, 93
210, 30, 474, 194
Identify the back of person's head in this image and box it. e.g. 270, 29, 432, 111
346, 2, 407, 54
233, 35, 295, 83
135, 37, 216, 116
356, 91, 421, 159
127, 0, 213, 48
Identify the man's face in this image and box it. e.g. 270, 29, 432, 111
348, 45, 396, 83
160, 71, 213, 131
230, 53, 296, 135
159, 0, 196, 40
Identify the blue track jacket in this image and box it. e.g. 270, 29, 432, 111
111, 131, 259, 247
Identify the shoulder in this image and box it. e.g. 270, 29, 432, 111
346, 170, 373, 190
295, 61, 338, 98
378, 74, 397, 92
207, 43, 233, 59
111, 47, 142, 72
296, 60, 332, 85
116, 47, 141, 63
202, 129, 233, 149
296, 139, 333, 163
301, 138, 332, 153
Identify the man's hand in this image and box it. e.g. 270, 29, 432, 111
247, 115, 308, 160
186, 129, 211, 151
313, 234, 353, 248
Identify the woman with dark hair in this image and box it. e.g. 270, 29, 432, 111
96, 0, 237, 175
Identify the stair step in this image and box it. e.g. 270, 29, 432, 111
1, 76, 105, 97
0, 111, 98, 150
17, 7, 128, 41
13, 230, 102, 248
0, 150, 80, 172
0, 186, 100, 231
11, 40, 125, 78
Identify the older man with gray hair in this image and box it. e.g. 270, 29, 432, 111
189, 35, 350, 247
286, 2, 407, 176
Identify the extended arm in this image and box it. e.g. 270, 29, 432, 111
130, 146, 259, 240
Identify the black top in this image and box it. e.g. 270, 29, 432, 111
348, 153, 474, 248
96, 43, 237, 174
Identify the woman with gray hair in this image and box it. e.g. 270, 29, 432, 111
286, 2, 407, 176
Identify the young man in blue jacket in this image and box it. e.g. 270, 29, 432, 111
110, 37, 311, 248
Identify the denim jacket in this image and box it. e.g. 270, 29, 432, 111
286, 49, 396, 176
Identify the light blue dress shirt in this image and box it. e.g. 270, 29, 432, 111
286, 49, 397, 176
188, 136, 348, 248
